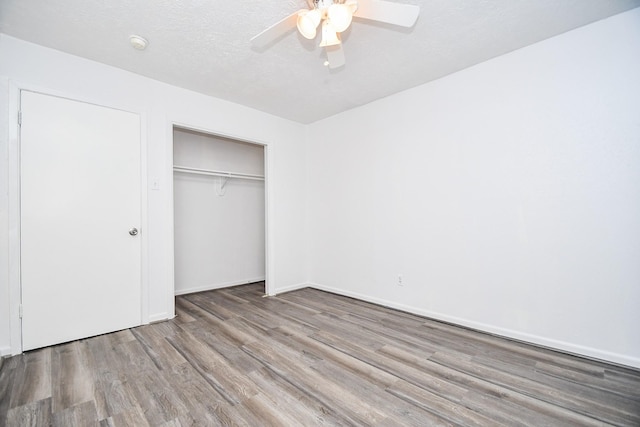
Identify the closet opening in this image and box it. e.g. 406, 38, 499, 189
172, 126, 267, 297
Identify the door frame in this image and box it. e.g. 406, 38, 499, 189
167, 121, 274, 302
6, 82, 149, 355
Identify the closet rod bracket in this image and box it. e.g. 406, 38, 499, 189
220, 176, 229, 190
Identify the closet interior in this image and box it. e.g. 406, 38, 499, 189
173, 127, 265, 295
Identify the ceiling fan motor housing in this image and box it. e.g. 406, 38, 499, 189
309, 0, 343, 10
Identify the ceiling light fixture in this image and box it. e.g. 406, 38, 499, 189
129, 35, 148, 50
297, 0, 358, 46
251, 0, 420, 69
319, 20, 341, 47
327, 2, 354, 32
297, 9, 322, 39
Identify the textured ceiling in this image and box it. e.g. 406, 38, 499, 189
1, 0, 639, 123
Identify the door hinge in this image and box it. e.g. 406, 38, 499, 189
18, 111, 22, 126
18, 304, 23, 319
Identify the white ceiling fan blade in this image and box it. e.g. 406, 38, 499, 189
251, 10, 305, 49
353, 0, 419, 27
325, 44, 346, 69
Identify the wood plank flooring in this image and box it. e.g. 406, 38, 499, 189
1, 282, 639, 426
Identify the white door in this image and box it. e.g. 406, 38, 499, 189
20, 91, 142, 351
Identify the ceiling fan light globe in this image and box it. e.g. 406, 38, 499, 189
297, 9, 321, 39
327, 4, 353, 32
319, 20, 341, 47
345, 0, 358, 14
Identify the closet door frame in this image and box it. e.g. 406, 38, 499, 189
6, 81, 150, 355
168, 122, 272, 302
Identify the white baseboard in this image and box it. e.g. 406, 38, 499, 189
148, 312, 174, 323
0, 346, 12, 357
267, 282, 309, 296
307, 282, 640, 370
175, 277, 266, 296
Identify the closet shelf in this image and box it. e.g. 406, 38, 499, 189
173, 165, 265, 181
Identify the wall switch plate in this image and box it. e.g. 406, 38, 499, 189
398, 274, 403, 286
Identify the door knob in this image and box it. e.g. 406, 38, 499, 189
129, 228, 139, 236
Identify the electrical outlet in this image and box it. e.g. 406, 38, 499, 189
397, 274, 403, 286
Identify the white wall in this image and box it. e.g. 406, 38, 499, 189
307, 9, 640, 368
0, 35, 307, 355
173, 128, 265, 294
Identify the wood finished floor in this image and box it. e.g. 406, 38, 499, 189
1, 283, 639, 426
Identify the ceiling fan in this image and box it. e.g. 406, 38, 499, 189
251, 0, 420, 69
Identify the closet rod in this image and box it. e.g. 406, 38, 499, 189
173, 165, 265, 181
